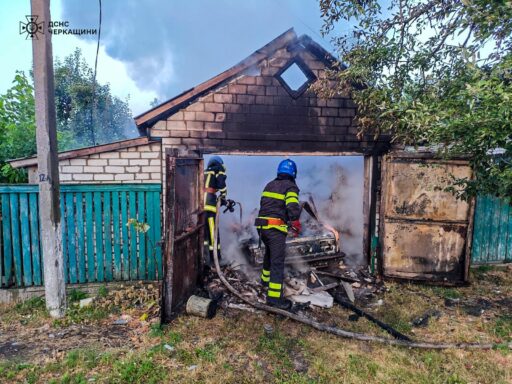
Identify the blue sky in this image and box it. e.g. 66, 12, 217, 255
0, 0, 335, 116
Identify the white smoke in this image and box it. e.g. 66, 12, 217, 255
209, 155, 365, 267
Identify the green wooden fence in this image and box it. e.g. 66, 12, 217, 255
472, 195, 512, 264
0, 184, 162, 288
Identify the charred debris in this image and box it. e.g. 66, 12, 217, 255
199, 196, 395, 337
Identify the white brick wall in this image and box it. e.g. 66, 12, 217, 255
27, 142, 162, 184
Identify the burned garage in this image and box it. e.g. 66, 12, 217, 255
7, 29, 476, 319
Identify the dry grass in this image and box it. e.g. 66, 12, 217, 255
0, 266, 511, 384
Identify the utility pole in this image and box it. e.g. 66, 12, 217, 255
32, 0, 66, 317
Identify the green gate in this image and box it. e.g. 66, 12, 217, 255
0, 184, 162, 288
472, 195, 512, 264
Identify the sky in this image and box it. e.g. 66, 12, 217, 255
0, 0, 335, 116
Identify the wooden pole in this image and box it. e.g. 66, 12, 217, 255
32, 0, 66, 318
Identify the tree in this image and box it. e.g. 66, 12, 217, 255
0, 49, 139, 183
0, 72, 36, 183
54, 48, 137, 148
317, 0, 512, 198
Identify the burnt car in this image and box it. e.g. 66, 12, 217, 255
237, 202, 344, 267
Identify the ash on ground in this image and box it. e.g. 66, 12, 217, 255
202, 260, 386, 314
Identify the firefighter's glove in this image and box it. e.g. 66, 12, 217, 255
223, 199, 236, 213
290, 220, 302, 237
220, 197, 228, 206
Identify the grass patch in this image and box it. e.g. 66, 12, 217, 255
477, 265, 494, 273
347, 353, 379, 380
149, 323, 165, 338
108, 354, 167, 384
166, 330, 183, 345
97, 285, 108, 298
430, 287, 462, 299
68, 289, 88, 302
53, 305, 110, 327
15, 296, 46, 315
376, 307, 413, 334
492, 315, 512, 341
257, 329, 295, 368
64, 349, 101, 370
194, 342, 220, 362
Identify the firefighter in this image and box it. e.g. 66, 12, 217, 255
255, 159, 301, 310
204, 155, 234, 265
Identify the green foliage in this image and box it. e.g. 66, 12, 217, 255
68, 289, 88, 302
0, 50, 136, 183
15, 296, 46, 315
97, 285, 108, 298
318, 0, 512, 198
53, 304, 109, 327
54, 48, 137, 148
127, 218, 150, 233
0, 72, 36, 183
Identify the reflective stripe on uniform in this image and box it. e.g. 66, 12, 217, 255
261, 274, 270, 282
256, 216, 288, 233
267, 289, 281, 298
262, 191, 285, 200
269, 282, 282, 290
204, 172, 213, 205
261, 269, 270, 276
205, 205, 217, 213
285, 191, 299, 205
208, 217, 215, 248
257, 225, 288, 233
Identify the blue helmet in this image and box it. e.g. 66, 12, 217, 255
207, 155, 224, 168
277, 159, 297, 179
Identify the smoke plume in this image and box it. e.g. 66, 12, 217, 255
210, 155, 365, 267
60, 0, 325, 103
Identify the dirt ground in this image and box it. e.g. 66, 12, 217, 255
0, 265, 511, 384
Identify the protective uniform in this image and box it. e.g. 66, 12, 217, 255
255, 159, 301, 308
204, 156, 227, 263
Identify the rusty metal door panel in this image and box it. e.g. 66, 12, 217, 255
382, 221, 466, 281
384, 161, 471, 222
379, 153, 474, 284
162, 156, 204, 322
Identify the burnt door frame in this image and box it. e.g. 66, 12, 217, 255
162, 149, 204, 323
363, 155, 380, 266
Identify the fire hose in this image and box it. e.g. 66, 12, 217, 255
212, 199, 504, 350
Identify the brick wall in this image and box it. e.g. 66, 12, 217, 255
27, 142, 162, 184
149, 46, 389, 156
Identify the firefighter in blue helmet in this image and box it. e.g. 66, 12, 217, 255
204, 156, 234, 264
255, 159, 301, 310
